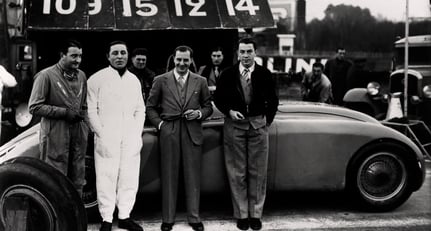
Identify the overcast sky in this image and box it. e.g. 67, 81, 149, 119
306, 0, 431, 22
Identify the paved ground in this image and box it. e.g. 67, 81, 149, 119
88, 160, 431, 231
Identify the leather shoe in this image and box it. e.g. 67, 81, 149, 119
160, 222, 174, 231
99, 221, 112, 231
249, 218, 262, 230
118, 218, 143, 231
189, 222, 204, 231
236, 219, 249, 230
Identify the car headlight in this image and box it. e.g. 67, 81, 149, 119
15, 103, 33, 127
367, 82, 381, 96
423, 85, 431, 98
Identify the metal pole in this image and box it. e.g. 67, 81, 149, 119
404, 0, 409, 117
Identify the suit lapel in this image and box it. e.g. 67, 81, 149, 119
166, 71, 182, 107
184, 74, 198, 107
234, 68, 246, 103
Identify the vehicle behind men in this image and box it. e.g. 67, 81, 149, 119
343, 34, 431, 159
390, 35, 431, 124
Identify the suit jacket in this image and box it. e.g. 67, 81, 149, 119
214, 62, 279, 125
146, 70, 213, 145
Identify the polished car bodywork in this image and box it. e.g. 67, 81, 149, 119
0, 102, 426, 214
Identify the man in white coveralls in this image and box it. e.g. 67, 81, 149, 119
87, 41, 145, 231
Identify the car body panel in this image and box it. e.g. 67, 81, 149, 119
0, 102, 425, 195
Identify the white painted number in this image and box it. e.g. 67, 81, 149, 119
174, 0, 207, 16
56, 0, 76, 14
122, 0, 132, 16
43, 0, 51, 14
136, 0, 158, 17
88, 0, 102, 15
226, 0, 259, 16
123, 0, 158, 17
43, 0, 76, 15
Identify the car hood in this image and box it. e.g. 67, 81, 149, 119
277, 101, 380, 124
0, 124, 40, 163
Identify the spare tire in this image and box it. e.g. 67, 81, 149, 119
0, 157, 87, 231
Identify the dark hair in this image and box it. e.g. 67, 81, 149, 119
210, 46, 224, 54
312, 62, 324, 70
131, 48, 149, 57
336, 47, 346, 52
173, 45, 193, 58
59, 39, 82, 55
238, 37, 257, 50
107, 40, 128, 55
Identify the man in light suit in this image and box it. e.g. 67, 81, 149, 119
146, 45, 213, 231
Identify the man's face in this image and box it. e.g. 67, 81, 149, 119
108, 44, 128, 69
132, 54, 147, 69
174, 50, 192, 75
211, 51, 224, 66
336, 49, 346, 60
61, 46, 82, 70
238, 43, 256, 68
312, 66, 323, 77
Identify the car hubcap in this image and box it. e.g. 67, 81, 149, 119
0, 185, 56, 231
357, 152, 407, 201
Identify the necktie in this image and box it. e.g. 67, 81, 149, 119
214, 66, 220, 78
242, 68, 250, 83
178, 76, 185, 88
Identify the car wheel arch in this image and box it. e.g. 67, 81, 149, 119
345, 139, 420, 211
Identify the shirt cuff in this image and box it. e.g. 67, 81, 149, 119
158, 121, 164, 130
197, 110, 202, 119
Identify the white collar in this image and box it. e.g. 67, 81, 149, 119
173, 69, 189, 81
239, 63, 255, 74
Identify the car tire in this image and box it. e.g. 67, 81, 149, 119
0, 157, 87, 231
347, 142, 414, 211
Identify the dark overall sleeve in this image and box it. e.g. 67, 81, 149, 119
28, 70, 67, 119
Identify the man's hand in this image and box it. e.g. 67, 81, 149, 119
65, 109, 84, 123
184, 109, 201, 120
229, 110, 245, 120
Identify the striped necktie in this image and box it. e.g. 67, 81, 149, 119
242, 68, 250, 83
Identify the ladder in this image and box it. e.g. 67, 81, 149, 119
382, 120, 431, 160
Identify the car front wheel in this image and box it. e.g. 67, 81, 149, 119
0, 157, 87, 231
348, 142, 414, 211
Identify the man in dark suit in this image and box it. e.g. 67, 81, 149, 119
214, 37, 279, 231
324, 47, 352, 105
146, 45, 213, 231
197, 46, 226, 94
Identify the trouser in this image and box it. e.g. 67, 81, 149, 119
94, 136, 141, 222
40, 121, 88, 197
223, 121, 269, 219
160, 120, 201, 223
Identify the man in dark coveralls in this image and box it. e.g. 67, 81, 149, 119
28, 39, 88, 197
214, 37, 279, 231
